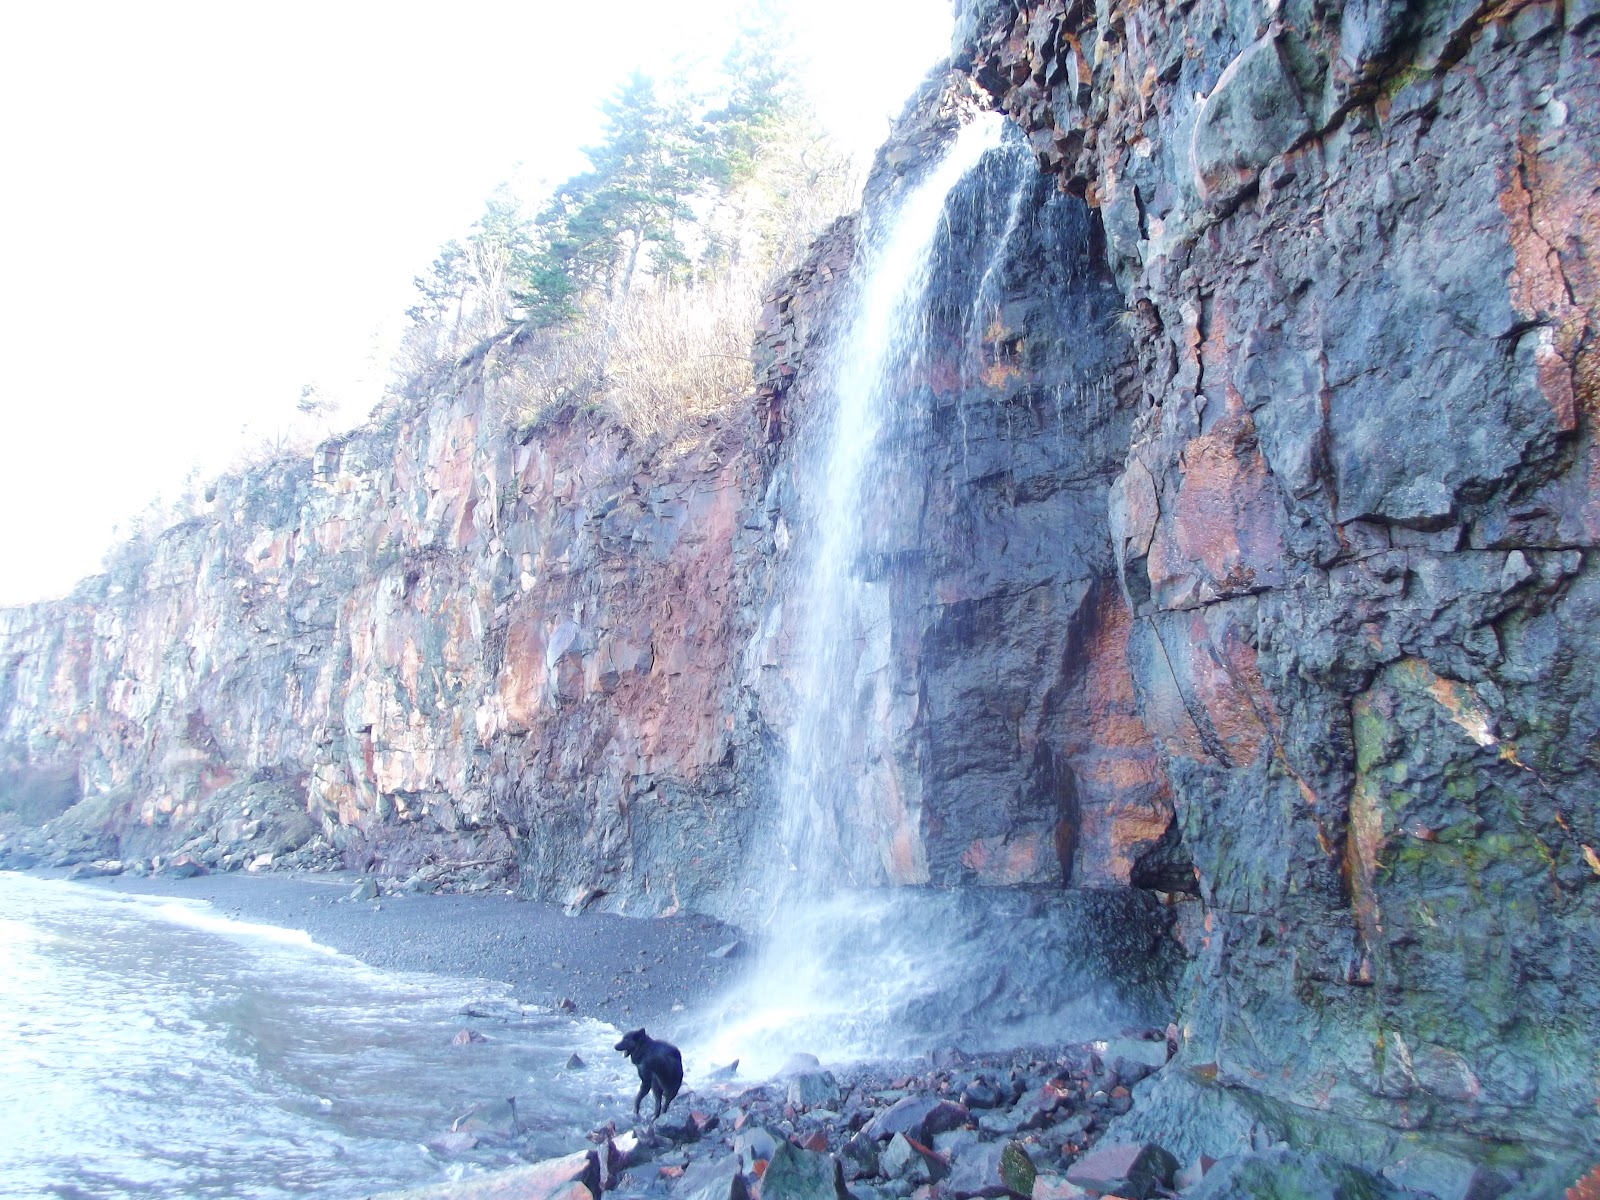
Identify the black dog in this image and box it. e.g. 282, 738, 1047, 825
614, 1028, 683, 1119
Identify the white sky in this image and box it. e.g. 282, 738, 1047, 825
0, 0, 952, 607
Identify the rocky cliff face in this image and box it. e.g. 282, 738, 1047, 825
958, 0, 1599, 1172
0, 356, 779, 913
2, 0, 1596, 1180
0, 76, 1182, 931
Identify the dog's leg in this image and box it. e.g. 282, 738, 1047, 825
634, 1078, 650, 1118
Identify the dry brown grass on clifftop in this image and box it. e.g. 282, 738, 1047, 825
487, 270, 762, 448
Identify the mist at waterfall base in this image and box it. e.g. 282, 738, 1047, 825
0, 873, 629, 1200
688, 116, 1174, 1078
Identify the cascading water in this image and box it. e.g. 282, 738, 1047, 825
691, 110, 1176, 1076
772, 112, 1008, 892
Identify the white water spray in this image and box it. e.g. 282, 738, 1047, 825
687, 111, 1167, 1080
773, 112, 1006, 892
692, 114, 1054, 1076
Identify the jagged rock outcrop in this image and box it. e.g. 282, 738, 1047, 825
958, 0, 1599, 1174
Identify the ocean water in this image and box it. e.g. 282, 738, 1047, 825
0, 873, 630, 1200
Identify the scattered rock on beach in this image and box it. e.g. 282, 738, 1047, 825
161, 854, 207, 879
1030, 1175, 1090, 1200
733, 1124, 778, 1169
880, 1133, 947, 1185
761, 1140, 850, 1200
787, 1070, 839, 1109
864, 1095, 969, 1144
1063, 1142, 1177, 1200
944, 1140, 1036, 1199
674, 1152, 750, 1200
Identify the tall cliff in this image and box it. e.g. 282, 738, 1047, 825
1, 0, 1596, 1182
957, 0, 1600, 1173
0, 80, 1181, 928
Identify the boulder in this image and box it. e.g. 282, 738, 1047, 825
734, 1126, 779, 1170
1063, 1142, 1177, 1200
977, 1109, 1025, 1137
944, 1141, 1036, 1199
879, 1134, 947, 1186
1173, 1157, 1216, 1190
959, 1081, 1004, 1110
655, 1111, 702, 1144
933, 1128, 981, 1157
426, 1130, 478, 1154
1032, 1177, 1090, 1200
673, 1153, 749, 1200
67, 860, 121, 879
460, 999, 522, 1021
1018, 1080, 1072, 1129
777, 1053, 823, 1077
1189, 32, 1311, 206
1185, 1149, 1407, 1199
761, 1141, 849, 1200
162, 854, 207, 879
600, 1133, 641, 1191
838, 1133, 880, 1181
864, 1096, 969, 1143
788, 1071, 840, 1109
1099, 1039, 1168, 1086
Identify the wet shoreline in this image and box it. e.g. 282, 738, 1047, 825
53, 869, 748, 1033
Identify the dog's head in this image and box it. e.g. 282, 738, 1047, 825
614, 1028, 649, 1061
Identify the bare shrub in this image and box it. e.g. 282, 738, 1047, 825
488, 268, 760, 448
603, 270, 761, 440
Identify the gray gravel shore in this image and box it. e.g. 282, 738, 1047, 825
77, 870, 748, 1029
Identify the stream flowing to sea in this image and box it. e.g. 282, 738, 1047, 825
0, 872, 626, 1200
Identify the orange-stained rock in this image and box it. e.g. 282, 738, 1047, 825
1146, 398, 1287, 611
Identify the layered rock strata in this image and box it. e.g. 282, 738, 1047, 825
957, 0, 1600, 1170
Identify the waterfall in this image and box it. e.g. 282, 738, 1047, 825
688, 109, 1171, 1076
774, 112, 1007, 893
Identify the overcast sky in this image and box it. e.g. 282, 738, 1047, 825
0, 0, 951, 607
